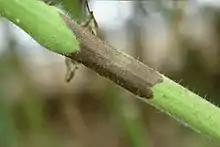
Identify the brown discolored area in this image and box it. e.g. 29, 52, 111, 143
60, 13, 163, 99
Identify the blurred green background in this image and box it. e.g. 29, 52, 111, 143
1, 0, 220, 146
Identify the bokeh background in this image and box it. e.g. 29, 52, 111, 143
1, 0, 220, 146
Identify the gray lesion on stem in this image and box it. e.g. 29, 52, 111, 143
59, 13, 163, 99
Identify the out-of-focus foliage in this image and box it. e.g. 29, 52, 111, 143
1, 0, 220, 147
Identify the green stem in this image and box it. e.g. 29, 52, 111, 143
1, 0, 220, 141
150, 75, 220, 140
0, 0, 80, 54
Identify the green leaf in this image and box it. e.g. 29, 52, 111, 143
0, 0, 80, 54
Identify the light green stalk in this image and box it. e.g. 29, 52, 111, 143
1, 0, 220, 141
0, 0, 79, 54
149, 75, 220, 140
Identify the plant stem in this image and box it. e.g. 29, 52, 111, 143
0, 0, 80, 54
151, 76, 220, 139
1, 0, 220, 141
60, 13, 220, 141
